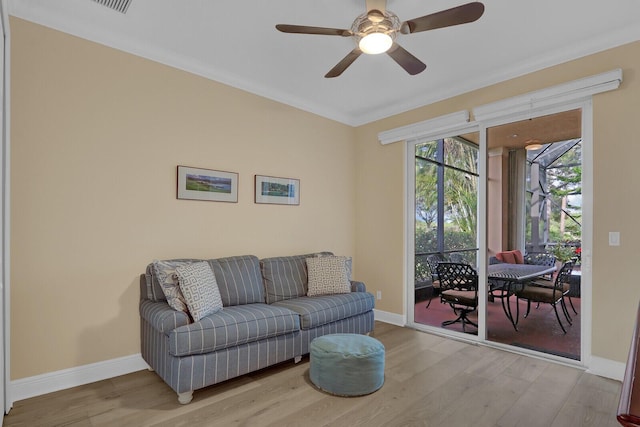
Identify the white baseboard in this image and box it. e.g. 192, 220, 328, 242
9, 353, 149, 405
586, 356, 625, 381
374, 309, 406, 326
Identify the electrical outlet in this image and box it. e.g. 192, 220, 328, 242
609, 231, 620, 246
376, 291, 382, 300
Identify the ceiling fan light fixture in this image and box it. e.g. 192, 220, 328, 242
359, 32, 393, 54
276, 1, 484, 76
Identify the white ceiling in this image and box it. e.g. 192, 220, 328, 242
8, 0, 640, 126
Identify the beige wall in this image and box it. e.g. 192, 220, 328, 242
10, 18, 357, 379
355, 41, 640, 363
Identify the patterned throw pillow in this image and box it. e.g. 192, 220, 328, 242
175, 261, 223, 322
306, 256, 352, 296
152, 259, 192, 313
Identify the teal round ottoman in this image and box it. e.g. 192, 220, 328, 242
309, 333, 385, 396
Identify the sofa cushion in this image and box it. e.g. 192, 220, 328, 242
260, 252, 333, 304
145, 258, 202, 302
306, 256, 352, 296
168, 304, 300, 357
175, 261, 224, 321
208, 255, 264, 306
272, 292, 375, 329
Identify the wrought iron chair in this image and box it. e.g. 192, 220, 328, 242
424, 254, 444, 308
514, 261, 574, 333
524, 252, 556, 281
436, 262, 478, 332
526, 253, 578, 315
449, 252, 466, 263
487, 255, 511, 303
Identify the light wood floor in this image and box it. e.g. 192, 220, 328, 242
3, 322, 622, 427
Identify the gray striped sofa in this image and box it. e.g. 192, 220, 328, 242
139, 253, 375, 404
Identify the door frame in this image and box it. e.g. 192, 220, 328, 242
0, 0, 8, 418
404, 101, 592, 364
400, 69, 622, 368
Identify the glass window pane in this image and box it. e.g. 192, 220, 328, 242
443, 168, 477, 252
415, 140, 438, 161
525, 139, 582, 251
444, 137, 478, 174
415, 157, 437, 282
415, 158, 437, 255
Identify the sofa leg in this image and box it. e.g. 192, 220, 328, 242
294, 356, 302, 364
177, 391, 193, 405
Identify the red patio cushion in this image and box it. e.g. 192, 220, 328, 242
496, 250, 524, 264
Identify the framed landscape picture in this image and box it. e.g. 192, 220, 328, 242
177, 166, 238, 202
254, 175, 300, 205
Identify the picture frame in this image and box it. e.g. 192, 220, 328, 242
177, 165, 238, 203
254, 175, 300, 205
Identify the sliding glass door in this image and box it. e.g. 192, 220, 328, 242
486, 110, 583, 360
413, 133, 480, 335
408, 111, 584, 360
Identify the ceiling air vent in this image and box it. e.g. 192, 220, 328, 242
91, 0, 132, 14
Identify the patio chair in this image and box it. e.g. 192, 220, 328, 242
524, 252, 556, 281
527, 253, 577, 315
484, 254, 516, 303
436, 262, 478, 332
514, 261, 574, 333
424, 254, 444, 308
449, 252, 465, 263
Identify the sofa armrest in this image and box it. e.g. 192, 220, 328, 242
140, 299, 191, 334
140, 274, 149, 302
351, 280, 367, 292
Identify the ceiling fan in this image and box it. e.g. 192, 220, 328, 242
276, 0, 485, 78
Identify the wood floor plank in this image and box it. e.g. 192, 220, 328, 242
551, 373, 621, 427
497, 362, 583, 427
501, 353, 551, 383
402, 372, 527, 427
3, 322, 623, 427
460, 344, 521, 380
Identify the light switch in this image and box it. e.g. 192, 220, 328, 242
609, 231, 621, 246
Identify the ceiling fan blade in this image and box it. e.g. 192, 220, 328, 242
401, 2, 485, 34
325, 49, 362, 78
386, 43, 426, 75
365, 0, 387, 13
276, 24, 352, 37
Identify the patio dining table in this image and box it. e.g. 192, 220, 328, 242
488, 263, 557, 331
